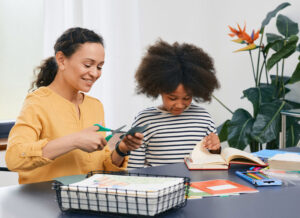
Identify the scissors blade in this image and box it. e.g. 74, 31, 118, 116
111, 125, 126, 134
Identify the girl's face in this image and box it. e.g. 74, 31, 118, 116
60, 42, 105, 93
161, 84, 192, 115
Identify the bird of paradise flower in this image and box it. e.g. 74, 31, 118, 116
228, 23, 260, 52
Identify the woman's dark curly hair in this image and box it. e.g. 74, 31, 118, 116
135, 39, 220, 102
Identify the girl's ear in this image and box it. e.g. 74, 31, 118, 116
55, 51, 66, 71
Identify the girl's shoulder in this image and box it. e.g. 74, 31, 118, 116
135, 106, 161, 117
185, 103, 212, 118
187, 103, 208, 112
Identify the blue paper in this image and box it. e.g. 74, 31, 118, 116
252, 149, 299, 159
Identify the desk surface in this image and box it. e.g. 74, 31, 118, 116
1, 152, 300, 218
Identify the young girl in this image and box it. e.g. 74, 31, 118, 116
128, 40, 220, 168
6, 27, 143, 184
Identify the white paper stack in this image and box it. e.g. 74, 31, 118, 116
58, 174, 186, 216
268, 153, 300, 171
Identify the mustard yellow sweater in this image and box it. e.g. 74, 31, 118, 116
6, 87, 127, 184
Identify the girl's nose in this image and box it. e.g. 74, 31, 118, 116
175, 102, 185, 109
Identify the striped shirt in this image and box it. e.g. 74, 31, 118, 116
127, 103, 216, 169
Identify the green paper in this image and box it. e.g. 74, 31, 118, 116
54, 174, 86, 185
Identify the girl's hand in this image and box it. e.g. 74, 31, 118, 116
118, 133, 144, 154
203, 132, 221, 152
74, 125, 107, 152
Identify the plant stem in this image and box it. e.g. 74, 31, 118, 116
276, 64, 279, 85
264, 59, 269, 84
258, 59, 265, 86
275, 64, 279, 98
249, 50, 257, 86
256, 29, 264, 87
212, 95, 233, 114
261, 52, 269, 85
281, 59, 285, 99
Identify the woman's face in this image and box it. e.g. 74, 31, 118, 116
61, 42, 105, 93
161, 84, 192, 115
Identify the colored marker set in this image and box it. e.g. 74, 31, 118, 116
235, 170, 282, 186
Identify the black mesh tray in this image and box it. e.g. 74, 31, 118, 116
53, 170, 190, 217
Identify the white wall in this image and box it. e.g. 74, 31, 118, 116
0, 0, 44, 120
134, 0, 300, 129
1, 0, 299, 129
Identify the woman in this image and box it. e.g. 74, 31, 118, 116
128, 40, 220, 169
6, 27, 143, 184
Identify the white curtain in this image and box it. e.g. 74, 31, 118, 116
43, 0, 143, 128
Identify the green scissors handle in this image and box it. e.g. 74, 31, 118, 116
94, 124, 126, 141
94, 124, 111, 132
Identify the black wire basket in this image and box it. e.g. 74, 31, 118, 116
53, 170, 190, 217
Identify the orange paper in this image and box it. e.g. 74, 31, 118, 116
191, 179, 258, 195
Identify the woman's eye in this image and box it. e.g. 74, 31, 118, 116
97, 66, 102, 70
84, 64, 91, 68
168, 98, 176, 101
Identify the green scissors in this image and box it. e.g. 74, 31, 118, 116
94, 124, 126, 141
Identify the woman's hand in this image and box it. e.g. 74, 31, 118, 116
203, 132, 221, 152
118, 133, 144, 154
74, 125, 107, 152
43, 125, 107, 160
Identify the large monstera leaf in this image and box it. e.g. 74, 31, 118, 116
217, 119, 230, 142
243, 85, 276, 117
251, 101, 285, 143
227, 109, 255, 150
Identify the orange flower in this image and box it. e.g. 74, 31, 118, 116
242, 29, 260, 44
229, 23, 260, 51
228, 24, 246, 39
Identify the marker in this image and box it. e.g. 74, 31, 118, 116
247, 172, 262, 180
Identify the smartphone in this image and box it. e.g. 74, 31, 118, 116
126, 125, 149, 136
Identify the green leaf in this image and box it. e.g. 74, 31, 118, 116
286, 119, 300, 147
270, 75, 291, 85
266, 35, 298, 70
265, 33, 284, 52
251, 101, 286, 143
297, 43, 300, 52
261, 2, 290, 29
243, 85, 276, 117
217, 120, 230, 142
227, 109, 254, 150
281, 102, 300, 147
276, 14, 299, 37
289, 61, 300, 84
285, 99, 300, 108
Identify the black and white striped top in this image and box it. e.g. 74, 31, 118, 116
127, 103, 216, 169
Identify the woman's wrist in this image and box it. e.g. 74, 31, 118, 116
115, 141, 130, 157
69, 132, 80, 150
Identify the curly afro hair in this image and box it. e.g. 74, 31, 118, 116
135, 39, 220, 102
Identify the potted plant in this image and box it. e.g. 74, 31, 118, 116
216, 2, 300, 152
